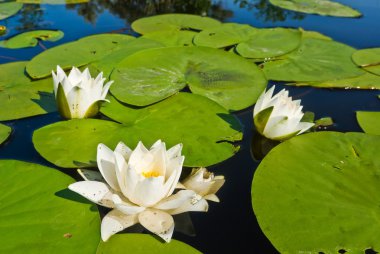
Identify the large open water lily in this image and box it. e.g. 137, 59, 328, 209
69, 140, 208, 242
52, 65, 112, 119
253, 86, 314, 141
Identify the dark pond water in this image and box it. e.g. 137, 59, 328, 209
1, 1, 380, 253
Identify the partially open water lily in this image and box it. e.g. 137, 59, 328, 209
52, 65, 112, 119
69, 140, 208, 242
253, 86, 314, 141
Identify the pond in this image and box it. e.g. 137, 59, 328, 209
0, 1, 380, 253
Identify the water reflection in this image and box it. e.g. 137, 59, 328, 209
16, 5, 45, 31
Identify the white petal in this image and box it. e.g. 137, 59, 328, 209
131, 176, 165, 207
166, 143, 183, 159
138, 209, 174, 242
77, 169, 104, 182
114, 141, 132, 162
154, 190, 195, 210
128, 141, 153, 175
164, 155, 184, 196
97, 143, 120, 191
112, 194, 146, 215
101, 80, 113, 99
68, 181, 115, 208
67, 66, 83, 86
114, 152, 131, 198
101, 209, 138, 241
297, 122, 315, 134
168, 195, 209, 215
204, 194, 220, 202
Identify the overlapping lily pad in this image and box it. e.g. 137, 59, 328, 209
0, 61, 56, 121
356, 111, 380, 135
96, 234, 201, 254
110, 46, 267, 111
263, 38, 364, 82
26, 33, 135, 79
352, 48, 380, 76
0, 124, 11, 145
142, 30, 197, 47
0, 160, 100, 253
252, 132, 380, 253
17, 0, 89, 4
0, 30, 63, 49
131, 14, 221, 34
33, 93, 242, 168
269, 0, 361, 17
0, 2, 23, 20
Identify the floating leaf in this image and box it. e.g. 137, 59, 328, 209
131, 14, 221, 35
269, 0, 361, 17
0, 30, 63, 49
111, 46, 267, 111
0, 160, 100, 253
352, 48, 380, 76
356, 111, 380, 135
142, 30, 197, 47
0, 61, 56, 121
252, 132, 380, 253
26, 33, 135, 79
0, 123, 11, 145
33, 93, 243, 168
363, 65, 380, 76
299, 28, 332, 41
96, 234, 201, 254
263, 38, 364, 82
17, 0, 89, 4
0, 2, 23, 21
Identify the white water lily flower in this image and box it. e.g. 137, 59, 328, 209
181, 167, 225, 203
69, 140, 208, 242
52, 65, 112, 119
253, 86, 314, 141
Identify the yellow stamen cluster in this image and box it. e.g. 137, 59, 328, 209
142, 171, 160, 178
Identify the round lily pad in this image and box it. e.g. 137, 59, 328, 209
263, 38, 364, 82
0, 123, 11, 145
142, 30, 197, 47
0, 2, 23, 21
0, 61, 56, 121
96, 234, 201, 254
110, 46, 267, 111
356, 111, 380, 135
236, 28, 302, 59
131, 14, 221, 35
0, 160, 100, 253
299, 29, 332, 40
352, 48, 380, 76
26, 33, 135, 79
33, 93, 242, 168
0, 30, 64, 49
269, 0, 361, 17
252, 132, 380, 253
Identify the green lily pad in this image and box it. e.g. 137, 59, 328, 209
17, 0, 89, 4
252, 132, 380, 253
193, 23, 257, 48
142, 30, 197, 47
96, 234, 201, 254
0, 2, 23, 21
236, 28, 302, 59
0, 123, 11, 145
356, 111, 380, 135
263, 38, 364, 82
363, 65, 380, 76
292, 72, 380, 89
0, 61, 56, 121
111, 46, 267, 111
33, 93, 242, 168
269, 0, 361, 17
352, 48, 380, 76
0, 30, 63, 49
131, 14, 221, 35
0, 160, 100, 253
299, 28, 332, 40
26, 33, 135, 79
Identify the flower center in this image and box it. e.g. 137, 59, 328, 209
142, 170, 160, 178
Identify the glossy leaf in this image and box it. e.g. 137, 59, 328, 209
0, 123, 11, 145
352, 48, 380, 76
110, 46, 267, 111
0, 160, 100, 253
0, 2, 23, 20
0, 61, 56, 121
17, 0, 89, 4
131, 14, 221, 35
0, 30, 63, 49
269, 0, 361, 17
96, 234, 201, 254
142, 30, 197, 47
33, 93, 243, 168
356, 111, 380, 135
26, 33, 135, 79
252, 132, 380, 253
263, 38, 364, 82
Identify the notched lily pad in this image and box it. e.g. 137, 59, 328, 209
269, 0, 361, 17
0, 2, 23, 21
96, 234, 201, 254
252, 132, 380, 253
131, 14, 221, 35
33, 93, 243, 168
0, 30, 64, 49
0, 123, 11, 145
111, 46, 267, 111
352, 48, 380, 76
0, 160, 100, 253
356, 111, 380, 135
